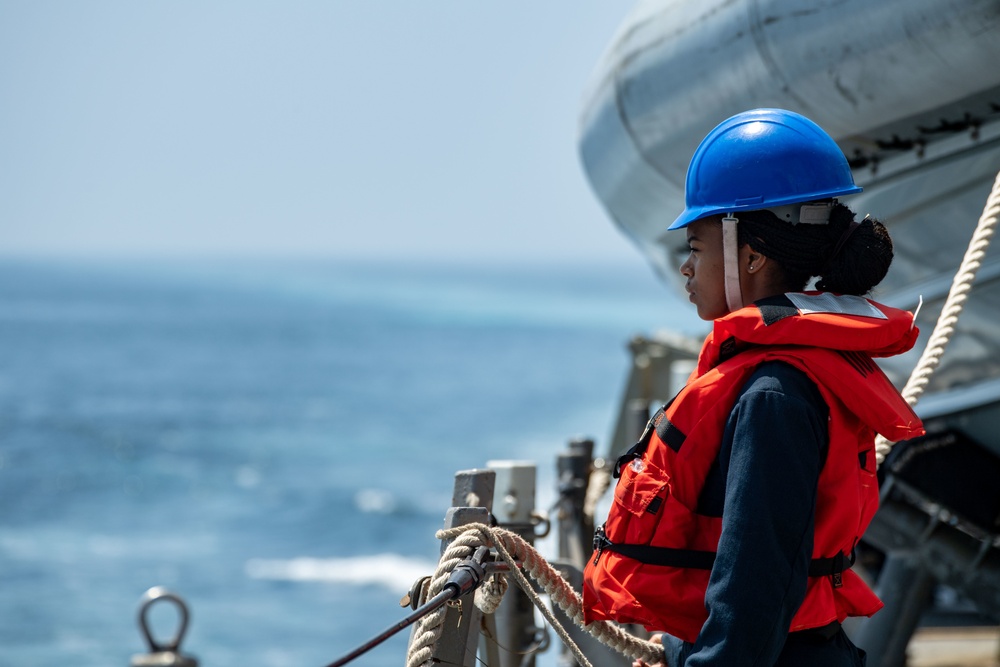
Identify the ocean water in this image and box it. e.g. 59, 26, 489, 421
0, 258, 703, 667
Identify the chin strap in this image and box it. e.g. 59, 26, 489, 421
722, 215, 743, 312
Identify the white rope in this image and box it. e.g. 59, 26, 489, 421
875, 168, 1000, 467
405, 523, 664, 667
405, 528, 485, 667
583, 466, 612, 522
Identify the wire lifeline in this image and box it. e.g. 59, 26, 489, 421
323, 587, 456, 667
405, 523, 664, 667
875, 168, 1000, 467
327, 548, 491, 667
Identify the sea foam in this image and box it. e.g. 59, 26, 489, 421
245, 553, 438, 593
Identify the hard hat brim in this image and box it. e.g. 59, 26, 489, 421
667, 184, 862, 231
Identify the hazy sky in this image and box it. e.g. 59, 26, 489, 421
1, 2, 643, 263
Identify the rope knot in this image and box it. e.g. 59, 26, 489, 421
406, 524, 663, 667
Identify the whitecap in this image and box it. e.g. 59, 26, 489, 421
245, 553, 437, 592
235, 465, 261, 489
353, 488, 398, 514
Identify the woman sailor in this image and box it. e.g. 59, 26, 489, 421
583, 108, 925, 666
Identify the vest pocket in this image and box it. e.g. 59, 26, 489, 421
606, 457, 669, 545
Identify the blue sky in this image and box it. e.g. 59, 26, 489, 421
0, 2, 642, 263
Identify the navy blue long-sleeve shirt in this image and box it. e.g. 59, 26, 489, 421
661, 361, 830, 667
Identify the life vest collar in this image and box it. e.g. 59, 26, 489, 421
699, 291, 920, 373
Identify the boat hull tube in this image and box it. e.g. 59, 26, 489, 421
580, 0, 1000, 642
579, 0, 1000, 447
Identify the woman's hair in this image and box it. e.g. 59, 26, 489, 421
735, 203, 893, 295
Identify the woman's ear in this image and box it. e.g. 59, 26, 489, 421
741, 246, 767, 274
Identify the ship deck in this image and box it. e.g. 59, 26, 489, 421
910, 626, 1000, 667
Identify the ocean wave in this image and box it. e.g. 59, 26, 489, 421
353, 488, 398, 514
245, 553, 438, 592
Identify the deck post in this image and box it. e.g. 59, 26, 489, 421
488, 460, 539, 667
552, 439, 631, 667
412, 468, 495, 667
556, 438, 596, 570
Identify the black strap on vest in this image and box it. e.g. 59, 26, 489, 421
614, 404, 687, 478
593, 526, 854, 584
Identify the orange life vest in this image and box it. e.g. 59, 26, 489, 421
583, 292, 925, 643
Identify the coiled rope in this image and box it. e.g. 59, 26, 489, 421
405, 523, 663, 667
875, 168, 1000, 467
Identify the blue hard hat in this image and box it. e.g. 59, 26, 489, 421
669, 108, 862, 230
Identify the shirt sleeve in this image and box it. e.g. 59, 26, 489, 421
682, 362, 828, 667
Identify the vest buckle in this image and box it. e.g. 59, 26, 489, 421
593, 525, 612, 565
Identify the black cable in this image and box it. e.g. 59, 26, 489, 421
323, 587, 456, 667
323, 547, 489, 667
